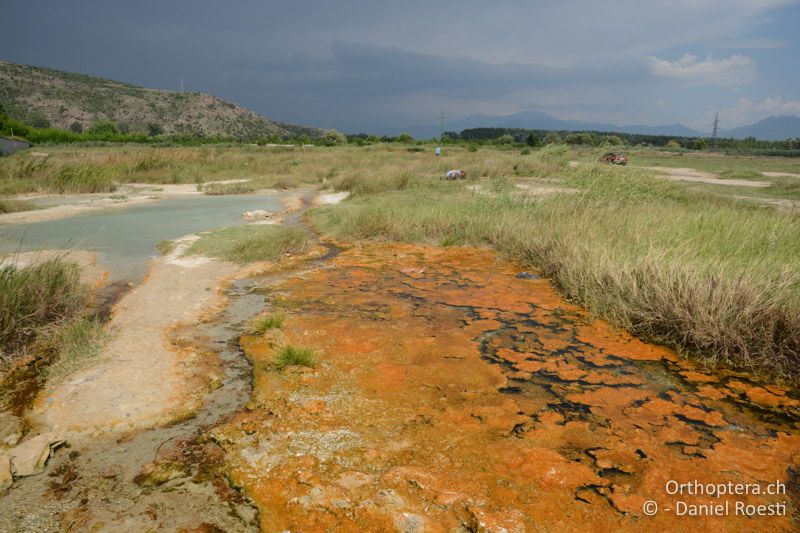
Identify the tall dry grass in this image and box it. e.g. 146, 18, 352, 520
0, 257, 88, 364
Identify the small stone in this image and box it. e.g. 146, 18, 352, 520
8, 433, 65, 477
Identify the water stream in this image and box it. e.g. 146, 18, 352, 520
0, 193, 287, 284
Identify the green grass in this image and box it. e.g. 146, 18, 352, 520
620, 148, 800, 174
40, 317, 107, 382
156, 239, 177, 255
0, 158, 118, 195
44, 165, 117, 193
0, 257, 88, 364
186, 225, 310, 264
0, 198, 40, 213
201, 181, 259, 195
310, 162, 800, 381
249, 313, 285, 334
719, 168, 765, 180
272, 345, 317, 369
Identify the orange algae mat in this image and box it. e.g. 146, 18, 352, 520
211, 243, 800, 532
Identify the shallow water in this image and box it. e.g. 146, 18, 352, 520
0, 193, 285, 283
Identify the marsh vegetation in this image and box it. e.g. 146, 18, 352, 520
2, 143, 798, 381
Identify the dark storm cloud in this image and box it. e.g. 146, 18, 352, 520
229, 42, 651, 102
1, 0, 797, 131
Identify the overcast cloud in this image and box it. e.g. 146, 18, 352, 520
1, 0, 798, 133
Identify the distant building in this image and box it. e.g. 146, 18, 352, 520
0, 136, 30, 156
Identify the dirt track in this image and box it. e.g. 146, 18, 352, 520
643, 166, 772, 187
32, 237, 238, 438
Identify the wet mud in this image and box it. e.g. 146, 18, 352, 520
212, 242, 799, 532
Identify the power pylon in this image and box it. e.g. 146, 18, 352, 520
711, 112, 720, 149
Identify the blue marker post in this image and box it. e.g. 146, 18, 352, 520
435, 146, 441, 157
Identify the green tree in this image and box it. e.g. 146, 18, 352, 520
565, 132, 596, 146
88, 120, 120, 136
397, 133, 413, 143
526, 133, 542, 147
30, 115, 51, 128
543, 131, 562, 145
321, 129, 347, 146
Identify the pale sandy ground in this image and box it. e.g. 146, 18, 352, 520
466, 183, 575, 195
312, 191, 350, 205
0, 194, 160, 224
761, 171, 800, 179
0, 179, 260, 225
28, 194, 305, 441
643, 166, 772, 187
570, 160, 777, 188
31, 238, 239, 440
732, 196, 800, 211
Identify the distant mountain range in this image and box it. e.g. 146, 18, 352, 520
0, 60, 322, 139
720, 115, 800, 141
381, 110, 800, 141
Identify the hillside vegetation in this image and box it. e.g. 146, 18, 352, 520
0, 60, 321, 139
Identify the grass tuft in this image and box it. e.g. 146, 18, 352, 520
249, 313, 285, 334
0, 257, 88, 362
186, 225, 310, 264
156, 239, 177, 255
0, 199, 40, 214
40, 317, 107, 382
272, 345, 317, 369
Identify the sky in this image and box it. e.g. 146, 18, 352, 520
2, 0, 799, 134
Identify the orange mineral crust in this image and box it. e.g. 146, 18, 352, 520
211, 243, 799, 532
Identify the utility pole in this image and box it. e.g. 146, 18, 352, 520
711, 112, 720, 150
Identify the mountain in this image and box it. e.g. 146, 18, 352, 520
380, 110, 705, 139
720, 115, 800, 141
0, 60, 322, 139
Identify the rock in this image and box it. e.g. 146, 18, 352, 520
515, 271, 540, 280
242, 210, 273, 221
444, 169, 467, 180
0, 455, 12, 492
8, 433, 65, 477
